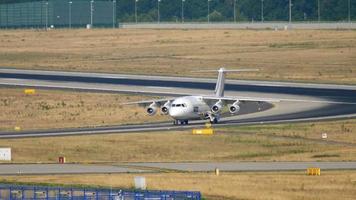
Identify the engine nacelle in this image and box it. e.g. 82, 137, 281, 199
229, 101, 240, 114
211, 100, 223, 114
147, 102, 158, 116
161, 101, 171, 115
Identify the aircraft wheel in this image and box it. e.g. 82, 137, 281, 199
210, 118, 218, 124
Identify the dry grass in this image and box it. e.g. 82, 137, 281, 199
227, 119, 356, 144
1, 120, 356, 163
0, 29, 355, 84
0, 87, 168, 131
2, 171, 356, 200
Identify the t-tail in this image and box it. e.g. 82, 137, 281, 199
193, 68, 259, 98
215, 68, 226, 97
214, 68, 259, 97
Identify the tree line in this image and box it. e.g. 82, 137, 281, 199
1, 0, 355, 22
117, 0, 355, 22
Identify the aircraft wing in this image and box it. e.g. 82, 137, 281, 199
202, 96, 280, 105
123, 96, 280, 107
202, 96, 356, 105
121, 98, 174, 107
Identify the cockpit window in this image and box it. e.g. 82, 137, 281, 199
172, 103, 186, 107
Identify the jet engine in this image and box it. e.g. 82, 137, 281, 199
211, 100, 223, 114
161, 101, 171, 115
146, 102, 158, 116
229, 101, 240, 114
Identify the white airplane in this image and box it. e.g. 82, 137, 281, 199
126, 68, 277, 125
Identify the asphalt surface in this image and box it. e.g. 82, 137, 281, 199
127, 161, 356, 172
0, 164, 149, 175
1, 162, 356, 175
0, 68, 355, 101
0, 68, 356, 138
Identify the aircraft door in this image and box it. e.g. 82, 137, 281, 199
193, 106, 199, 113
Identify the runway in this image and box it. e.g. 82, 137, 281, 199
1, 162, 356, 175
0, 68, 356, 138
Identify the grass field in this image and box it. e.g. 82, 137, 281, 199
224, 119, 356, 144
0, 29, 355, 84
2, 171, 356, 200
1, 88, 355, 163
1, 29, 355, 200
0, 88, 168, 131
1, 118, 355, 163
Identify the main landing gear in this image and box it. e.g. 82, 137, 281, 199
206, 113, 219, 124
173, 120, 189, 125
207, 114, 219, 124
210, 118, 219, 124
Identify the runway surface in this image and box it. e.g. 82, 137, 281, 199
0, 68, 356, 138
0, 164, 149, 175
1, 162, 356, 175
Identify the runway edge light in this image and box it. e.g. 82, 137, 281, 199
215, 168, 220, 176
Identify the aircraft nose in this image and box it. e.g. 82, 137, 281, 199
169, 109, 178, 117
169, 108, 184, 119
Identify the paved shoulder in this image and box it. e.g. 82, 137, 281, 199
126, 161, 356, 172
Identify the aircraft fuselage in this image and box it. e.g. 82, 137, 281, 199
169, 96, 211, 120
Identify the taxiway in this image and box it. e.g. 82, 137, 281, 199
0, 68, 355, 138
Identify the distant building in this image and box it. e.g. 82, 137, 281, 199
0, 0, 117, 29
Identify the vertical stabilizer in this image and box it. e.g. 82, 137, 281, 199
215, 68, 226, 97
192, 68, 258, 98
